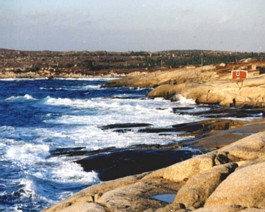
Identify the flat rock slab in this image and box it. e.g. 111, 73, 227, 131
76, 148, 196, 181
182, 120, 265, 150
174, 107, 264, 119
139, 119, 245, 135
205, 161, 265, 208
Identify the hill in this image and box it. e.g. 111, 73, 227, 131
0, 49, 265, 78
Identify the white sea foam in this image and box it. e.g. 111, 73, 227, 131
51, 162, 99, 184
5, 94, 37, 101
40, 85, 102, 91
6, 143, 50, 163
6, 141, 100, 187
173, 94, 196, 105
42, 97, 200, 127
41, 96, 91, 108
68, 85, 102, 90
19, 178, 37, 198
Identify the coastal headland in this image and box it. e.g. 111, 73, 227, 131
105, 59, 265, 108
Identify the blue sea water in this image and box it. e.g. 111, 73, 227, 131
0, 78, 203, 211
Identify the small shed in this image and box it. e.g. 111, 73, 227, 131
231, 70, 248, 79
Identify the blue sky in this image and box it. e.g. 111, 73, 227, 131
0, 0, 264, 52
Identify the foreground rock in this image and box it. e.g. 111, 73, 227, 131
76, 148, 195, 181
44, 128, 265, 212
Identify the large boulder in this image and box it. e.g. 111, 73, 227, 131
59, 202, 105, 212
219, 130, 265, 160
174, 163, 238, 208
205, 161, 265, 208
144, 153, 215, 182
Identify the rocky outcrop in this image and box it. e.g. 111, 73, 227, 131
205, 161, 265, 208
105, 65, 219, 88
44, 130, 265, 212
174, 163, 238, 208
148, 75, 265, 107
105, 61, 265, 108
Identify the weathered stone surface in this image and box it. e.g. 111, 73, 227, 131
174, 163, 238, 208
106, 65, 219, 88
155, 203, 188, 212
97, 181, 161, 211
144, 153, 215, 182
58, 202, 105, 212
205, 161, 265, 208
183, 121, 265, 150
139, 119, 245, 136
148, 75, 265, 107
97, 177, 182, 212
193, 205, 243, 212
219, 130, 265, 160
43, 174, 145, 212
240, 209, 265, 212
172, 119, 245, 134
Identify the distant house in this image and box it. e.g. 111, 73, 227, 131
231, 70, 248, 79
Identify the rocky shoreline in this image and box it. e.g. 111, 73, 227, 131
43, 60, 265, 212
106, 60, 265, 107
44, 108, 265, 212
44, 119, 265, 212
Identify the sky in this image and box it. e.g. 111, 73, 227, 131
0, 0, 264, 52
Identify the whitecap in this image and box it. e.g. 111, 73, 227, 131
173, 94, 196, 105
5, 94, 37, 101
41, 96, 92, 109
6, 143, 50, 163
50, 161, 99, 184
19, 178, 37, 198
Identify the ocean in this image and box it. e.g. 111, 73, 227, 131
0, 78, 205, 211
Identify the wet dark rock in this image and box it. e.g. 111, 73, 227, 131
174, 107, 264, 118
101, 123, 152, 130
49, 147, 87, 157
113, 129, 133, 133
156, 108, 168, 110
76, 148, 197, 181
172, 119, 245, 134
139, 119, 245, 136
172, 107, 195, 112
49, 147, 117, 158
138, 128, 176, 133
